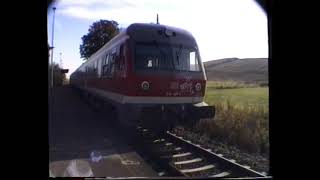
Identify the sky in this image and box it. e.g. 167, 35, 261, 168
47, 0, 268, 77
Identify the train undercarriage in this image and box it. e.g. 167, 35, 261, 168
138, 103, 215, 132
74, 86, 215, 132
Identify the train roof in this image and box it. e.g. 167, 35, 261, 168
126, 23, 194, 38
72, 23, 197, 74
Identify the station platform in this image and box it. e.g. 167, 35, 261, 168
49, 86, 157, 177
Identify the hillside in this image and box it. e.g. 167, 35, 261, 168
204, 58, 268, 84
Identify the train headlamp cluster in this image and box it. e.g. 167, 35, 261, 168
195, 83, 201, 91
141, 81, 150, 91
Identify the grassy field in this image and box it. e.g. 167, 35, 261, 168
193, 81, 269, 155
205, 81, 268, 109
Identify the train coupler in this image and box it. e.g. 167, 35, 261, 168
189, 102, 215, 119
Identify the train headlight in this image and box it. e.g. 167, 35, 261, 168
141, 81, 150, 91
195, 83, 201, 91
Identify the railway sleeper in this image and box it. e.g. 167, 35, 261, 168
159, 148, 188, 159
157, 146, 176, 155
141, 135, 158, 143
154, 145, 185, 156
172, 152, 192, 158
209, 171, 231, 178
151, 147, 171, 156
171, 152, 196, 162
174, 158, 203, 165
179, 164, 215, 176
150, 141, 169, 150
173, 158, 203, 169
152, 138, 166, 144
174, 159, 207, 171
158, 146, 183, 157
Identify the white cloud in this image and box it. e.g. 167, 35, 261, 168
60, 6, 94, 20
58, 0, 133, 6
57, 0, 196, 21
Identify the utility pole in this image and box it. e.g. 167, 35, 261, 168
50, 7, 56, 88
59, 52, 63, 68
157, 14, 159, 24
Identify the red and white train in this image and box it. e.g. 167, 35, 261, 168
70, 23, 215, 130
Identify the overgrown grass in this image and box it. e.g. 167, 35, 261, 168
206, 81, 261, 89
195, 101, 269, 156
188, 81, 270, 156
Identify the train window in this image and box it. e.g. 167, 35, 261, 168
146, 58, 159, 68
101, 52, 116, 78
114, 46, 120, 70
189, 51, 201, 71
105, 53, 110, 65
135, 43, 170, 70
94, 60, 98, 73
109, 53, 116, 77
172, 47, 201, 72
119, 44, 125, 70
102, 54, 110, 77
97, 58, 103, 78
135, 43, 201, 72
147, 60, 152, 67
102, 66, 108, 76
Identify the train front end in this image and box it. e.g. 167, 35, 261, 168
122, 23, 215, 131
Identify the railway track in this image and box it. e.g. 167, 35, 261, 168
135, 126, 271, 179
75, 89, 271, 179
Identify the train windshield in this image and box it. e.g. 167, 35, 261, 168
135, 43, 201, 72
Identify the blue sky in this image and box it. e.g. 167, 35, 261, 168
48, 0, 268, 77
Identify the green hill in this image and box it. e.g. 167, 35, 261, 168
204, 58, 268, 84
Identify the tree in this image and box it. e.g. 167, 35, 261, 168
80, 20, 120, 60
